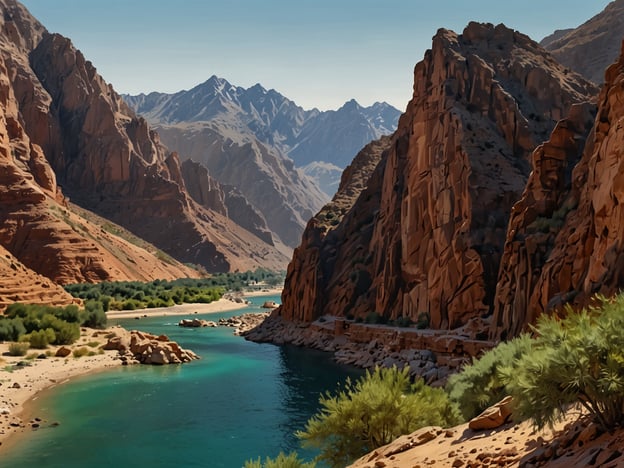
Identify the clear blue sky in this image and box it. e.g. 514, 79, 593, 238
20, 0, 612, 111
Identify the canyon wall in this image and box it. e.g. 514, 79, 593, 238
492, 41, 624, 338
275, 22, 597, 331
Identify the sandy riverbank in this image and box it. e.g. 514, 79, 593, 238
0, 290, 281, 453
106, 297, 248, 320
105, 289, 282, 320
0, 328, 122, 451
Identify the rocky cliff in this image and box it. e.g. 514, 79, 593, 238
541, 0, 624, 85
492, 40, 624, 339
180, 159, 274, 246
0, 0, 289, 276
273, 22, 597, 331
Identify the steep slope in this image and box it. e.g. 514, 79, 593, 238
0, 11, 200, 285
0, 0, 288, 274
124, 77, 401, 198
154, 123, 324, 248
492, 41, 624, 339
0, 245, 76, 311
273, 22, 597, 330
541, 0, 624, 84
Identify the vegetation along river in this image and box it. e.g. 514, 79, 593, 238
3, 295, 362, 467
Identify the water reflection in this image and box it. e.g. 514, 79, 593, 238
276, 345, 364, 454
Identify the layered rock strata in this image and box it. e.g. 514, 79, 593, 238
272, 23, 597, 333
244, 315, 493, 386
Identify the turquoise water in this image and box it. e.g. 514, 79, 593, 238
3, 296, 362, 467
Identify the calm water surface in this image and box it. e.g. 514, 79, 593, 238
3, 295, 362, 467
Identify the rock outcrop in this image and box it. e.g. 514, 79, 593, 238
272, 23, 597, 331
492, 40, 624, 339
542, 0, 624, 85
0, 5, 200, 286
103, 329, 199, 364
0, 0, 289, 276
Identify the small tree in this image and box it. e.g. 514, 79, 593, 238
446, 334, 533, 420
506, 296, 624, 432
297, 366, 460, 467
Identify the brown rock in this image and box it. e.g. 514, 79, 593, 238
55, 346, 71, 357
275, 22, 596, 333
493, 40, 624, 339
542, 1, 624, 85
0, 0, 289, 277
468, 396, 513, 430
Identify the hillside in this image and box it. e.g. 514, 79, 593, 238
541, 0, 624, 84
0, 0, 290, 280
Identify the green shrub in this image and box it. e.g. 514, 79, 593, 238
0, 317, 26, 342
72, 347, 89, 358
297, 366, 460, 467
8, 342, 30, 356
416, 312, 430, 329
446, 334, 533, 420
364, 311, 387, 325
244, 452, 316, 468
82, 301, 107, 329
506, 296, 624, 431
27, 328, 57, 349
394, 316, 412, 327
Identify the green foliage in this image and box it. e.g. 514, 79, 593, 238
8, 342, 30, 356
72, 347, 89, 358
0, 318, 26, 342
415, 312, 430, 329
82, 301, 107, 329
27, 328, 57, 349
2, 304, 85, 345
393, 316, 412, 327
244, 452, 316, 468
446, 334, 533, 420
297, 366, 460, 467
506, 296, 624, 432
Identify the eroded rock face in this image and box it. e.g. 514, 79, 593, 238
492, 41, 624, 339
0, 245, 76, 311
491, 104, 595, 339
0, 0, 289, 275
180, 159, 274, 246
277, 23, 597, 330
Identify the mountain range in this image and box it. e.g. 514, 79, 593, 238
123, 78, 401, 197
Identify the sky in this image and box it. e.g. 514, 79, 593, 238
19, 0, 613, 111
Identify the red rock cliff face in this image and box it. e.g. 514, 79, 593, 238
278, 23, 597, 329
0, 0, 289, 274
492, 42, 624, 339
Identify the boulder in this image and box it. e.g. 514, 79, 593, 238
469, 396, 513, 430
55, 346, 71, 357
